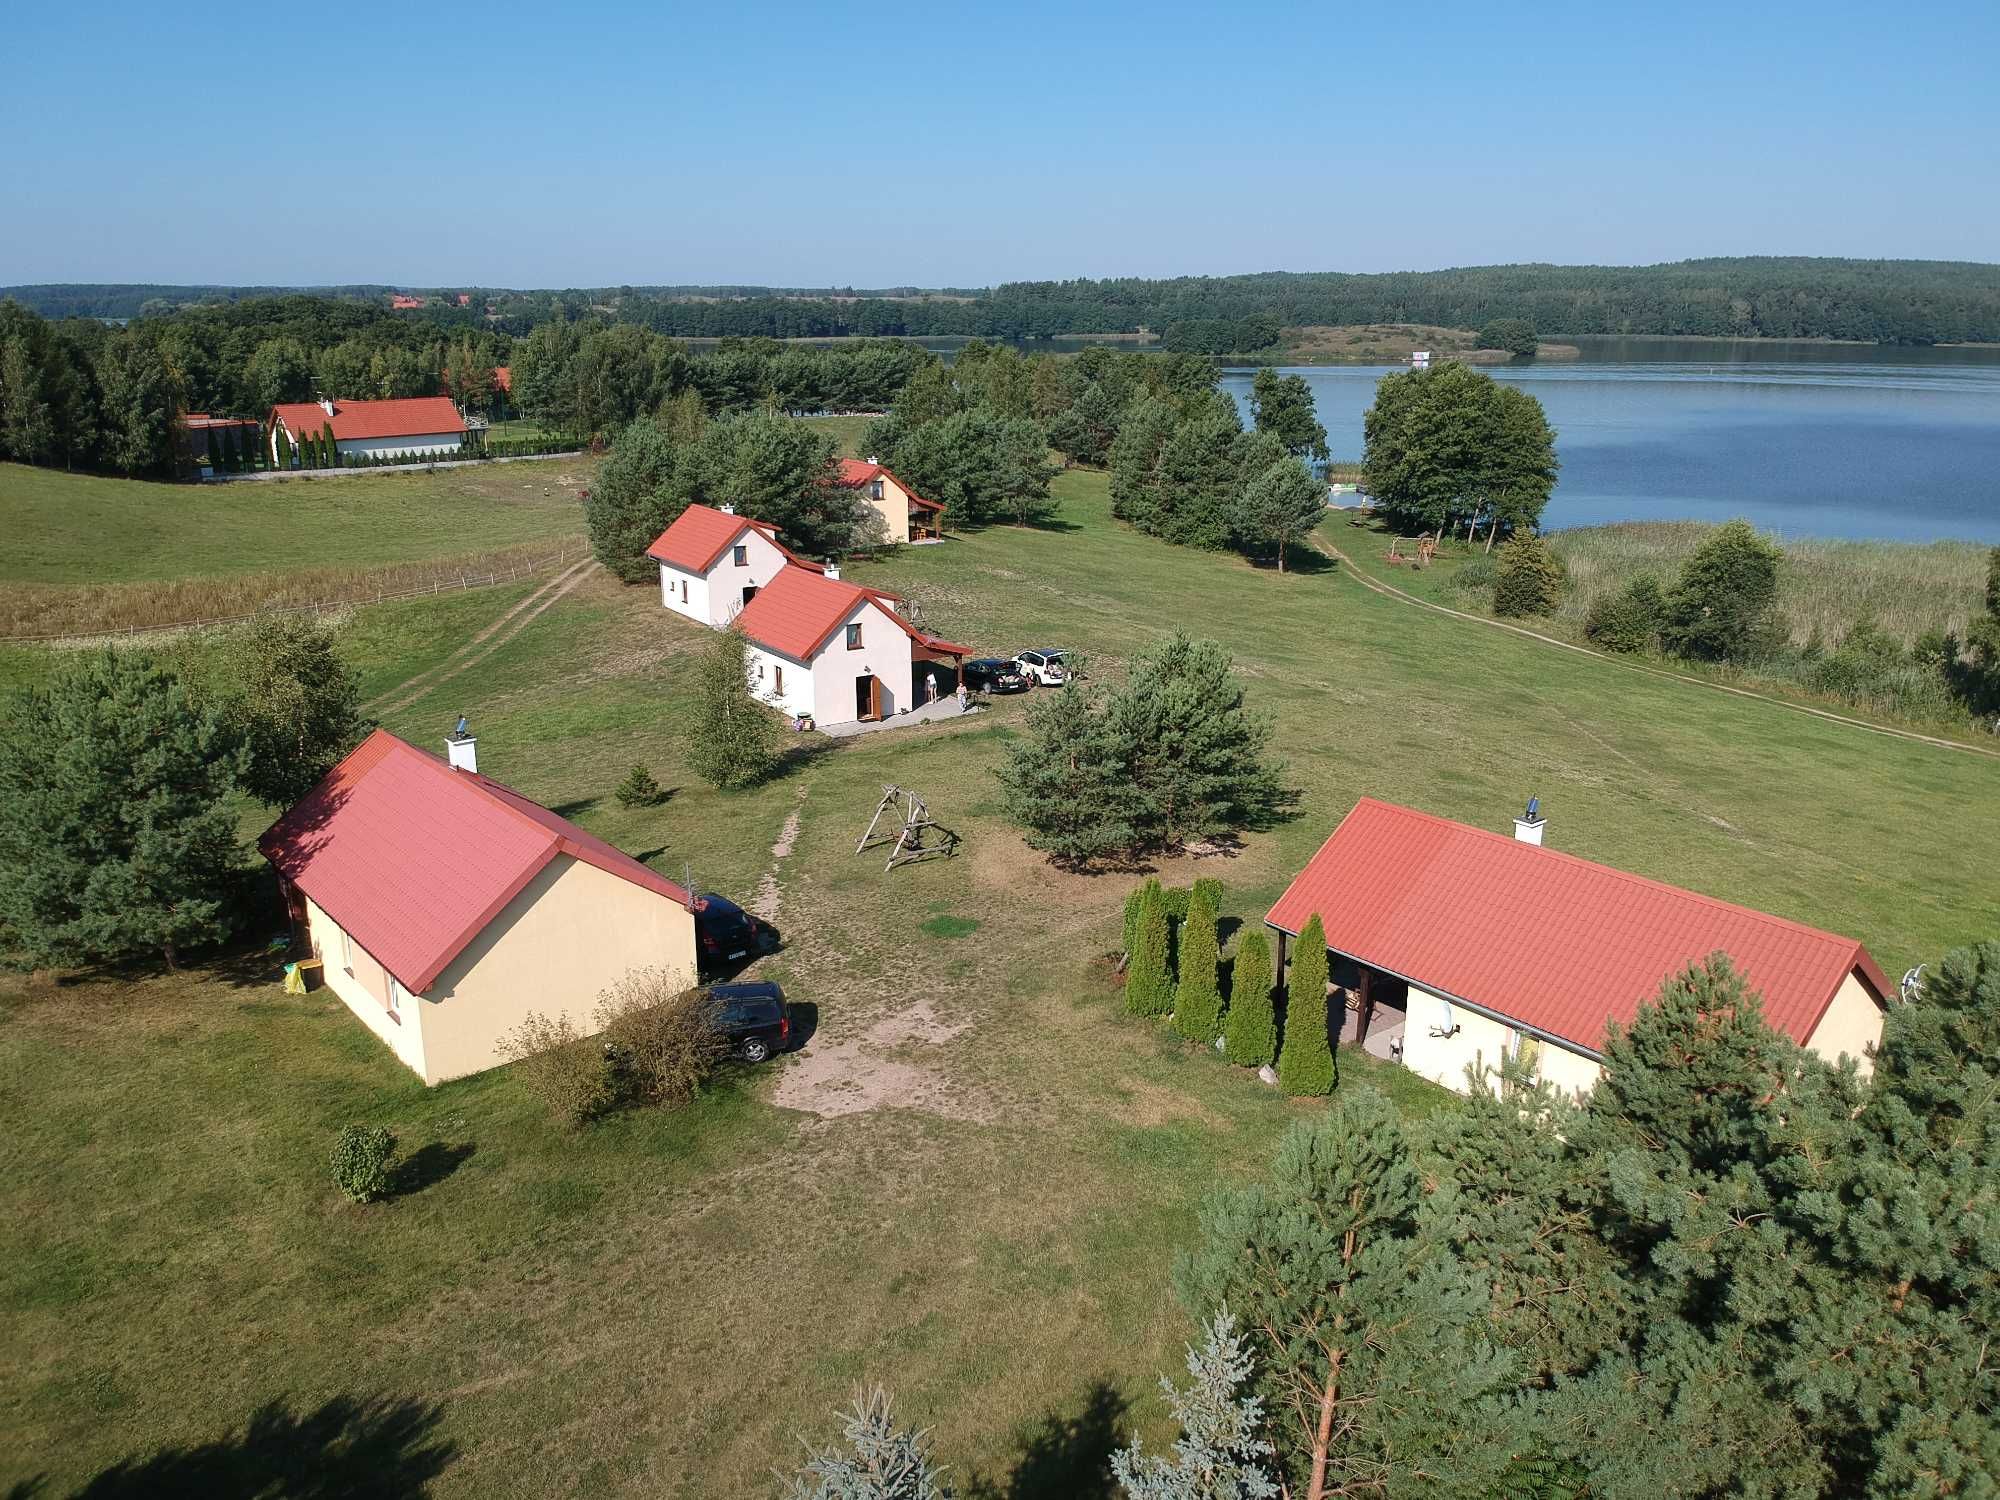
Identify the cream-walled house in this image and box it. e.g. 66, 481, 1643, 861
733, 564, 969, 728
1265, 798, 1892, 1099
646, 503, 824, 627
260, 728, 697, 1085
834, 459, 946, 545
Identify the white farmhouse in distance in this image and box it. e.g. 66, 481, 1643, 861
266, 396, 468, 464
645, 502, 824, 627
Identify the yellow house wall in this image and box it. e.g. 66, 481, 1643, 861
1398, 981, 1602, 1098
415, 854, 697, 1085
1805, 970, 1885, 1078
1537, 1040, 1604, 1100
860, 475, 912, 545
302, 896, 428, 1078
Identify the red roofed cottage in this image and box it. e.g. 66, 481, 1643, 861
260, 728, 696, 1084
267, 396, 468, 466
834, 458, 945, 544
1264, 797, 1890, 1098
646, 502, 823, 628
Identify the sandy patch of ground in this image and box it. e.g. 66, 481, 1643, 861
750, 792, 806, 923
770, 999, 984, 1122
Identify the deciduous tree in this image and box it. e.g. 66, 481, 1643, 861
1249, 368, 1329, 461
1660, 519, 1782, 661
682, 627, 779, 790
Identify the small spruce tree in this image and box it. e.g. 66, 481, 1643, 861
1112, 1312, 1279, 1499
615, 763, 665, 808
1126, 879, 1172, 1016
1173, 883, 1224, 1042
1276, 914, 1334, 1095
783, 1386, 954, 1500
1223, 929, 1277, 1067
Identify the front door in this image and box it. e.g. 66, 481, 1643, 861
855, 674, 881, 721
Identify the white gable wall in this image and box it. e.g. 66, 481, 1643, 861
746, 643, 816, 718
658, 526, 795, 628
809, 596, 913, 726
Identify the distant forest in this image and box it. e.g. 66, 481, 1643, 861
8, 257, 2000, 344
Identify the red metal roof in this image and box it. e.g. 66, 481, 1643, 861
733, 565, 966, 663
1265, 798, 1890, 1056
834, 458, 944, 512
267, 397, 467, 443
645, 503, 823, 575
258, 730, 690, 994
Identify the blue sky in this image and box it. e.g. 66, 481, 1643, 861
3, 0, 1995, 287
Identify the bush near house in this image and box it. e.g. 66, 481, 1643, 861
1492, 533, 1566, 617
329, 1125, 397, 1203
595, 971, 726, 1108
1223, 929, 1277, 1067
1172, 884, 1224, 1043
498, 1010, 617, 1129
1126, 879, 1173, 1016
1584, 574, 1667, 653
1276, 915, 1334, 1096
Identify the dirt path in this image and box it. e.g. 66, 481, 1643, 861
365, 558, 600, 716
1313, 535, 2000, 761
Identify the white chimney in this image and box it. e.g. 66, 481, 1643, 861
824, 564, 840, 581
319, 397, 335, 416
866, 454, 878, 465
446, 719, 477, 774
719, 502, 735, 515
1512, 795, 1545, 846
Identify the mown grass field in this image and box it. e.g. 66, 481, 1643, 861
4, 469, 1997, 1497
0, 459, 590, 586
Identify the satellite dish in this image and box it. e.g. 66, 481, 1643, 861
1899, 965, 1925, 1003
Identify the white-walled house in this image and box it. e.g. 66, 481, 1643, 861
732, 565, 969, 728
1265, 797, 1892, 1100
834, 458, 946, 545
258, 728, 697, 1085
267, 396, 468, 463
645, 503, 824, 627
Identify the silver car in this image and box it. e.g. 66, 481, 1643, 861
1014, 649, 1069, 686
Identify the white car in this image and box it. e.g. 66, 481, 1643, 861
1014, 649, 1070, 686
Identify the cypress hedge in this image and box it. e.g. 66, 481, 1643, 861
1223, 928, 1277, 1067
1277, 914, 1335, 1095
1126, 880, 1172, 1016
1172, 884, 1224, 1042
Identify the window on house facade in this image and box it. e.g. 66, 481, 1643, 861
845, 623, 862, 650
680, 579, 689, 602
869, 480, 884, 501
733, 544, 748, 567
386, 975, 403, 1022
339, 928, 354, 977
773, 664, 784, 692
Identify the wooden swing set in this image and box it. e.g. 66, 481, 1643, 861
855, 784, 961, 871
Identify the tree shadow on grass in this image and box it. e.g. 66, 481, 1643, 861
761, 735, 840, 784
1243, 543, 1340, 576
964, 1379, 1129, 1500
45, 1393, 452, 1499
394, 1142, 474, 1197
548, 795, 600, 820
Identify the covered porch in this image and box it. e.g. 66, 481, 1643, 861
909, 496, 946, 543
1270, 926, 1411, 1067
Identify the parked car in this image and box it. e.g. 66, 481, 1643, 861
709, 980, 792, 1063
693, 892, 778, 976
1014, 648, 1070, 686
962, 657, 1029, 693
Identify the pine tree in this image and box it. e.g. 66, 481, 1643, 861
1173, 883, 1223, 1042
1126, 879, 1172, 1016
682, 626, 777, 789
1176, 1093, 1524, 1499
584, 416, 693, 582
995, 677, 1135, 866
783, 1386, 954, 1500
1112, 1312, 1279, 1499
1276, 914, 1334, 1096
0, 652, 247, 968
1223, 929, 1277, 1067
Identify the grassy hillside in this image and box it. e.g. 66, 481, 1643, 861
4, 471, 1995, 1496
0, 460, 590, 587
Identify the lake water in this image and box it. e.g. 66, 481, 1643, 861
1221, 339, 2000, 543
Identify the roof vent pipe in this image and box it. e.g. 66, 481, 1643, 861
824, 564, 841, 581
446, 714, 477, 774
1512, 794, 1545, 846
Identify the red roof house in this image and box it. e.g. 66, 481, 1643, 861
834, 458, 945, 544
266, 397, 468, 466
730, 565, 969, 727
647, 503, 825, 628
260, 729, 697, 1084
1265, 798, 1890, 1096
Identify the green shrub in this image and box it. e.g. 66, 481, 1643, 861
1477, 317, 1538, 356
498, 1010, 616, 1128
1123, 882, 1148, 963
595, 970, 725, 1107
1585, 574, 1666, 653
329, 1124, 397, 1203
1172, 884, 1223, 1043
1126, 879, 1173, 1016
1492, 533, 1566, 617
1223, 929, 1277, 1066
614, 763, 666, 807
1277, 914, 1335, 1096
1662, 519, 1782, 661
1448, 554, 1498, 594
1191, 876, 1223, 913
1161, 886, 1191, 922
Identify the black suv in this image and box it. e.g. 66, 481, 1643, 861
962, 658, 1029, 693
709, 981, 792, 1063
694, 892, 778, 976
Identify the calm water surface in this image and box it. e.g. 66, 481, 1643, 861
1222, 339, 2000, 543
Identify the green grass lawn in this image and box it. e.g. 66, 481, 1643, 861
4, 468, 1996, 1496
0, 459, 591, 586
798, 412, 877, 458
